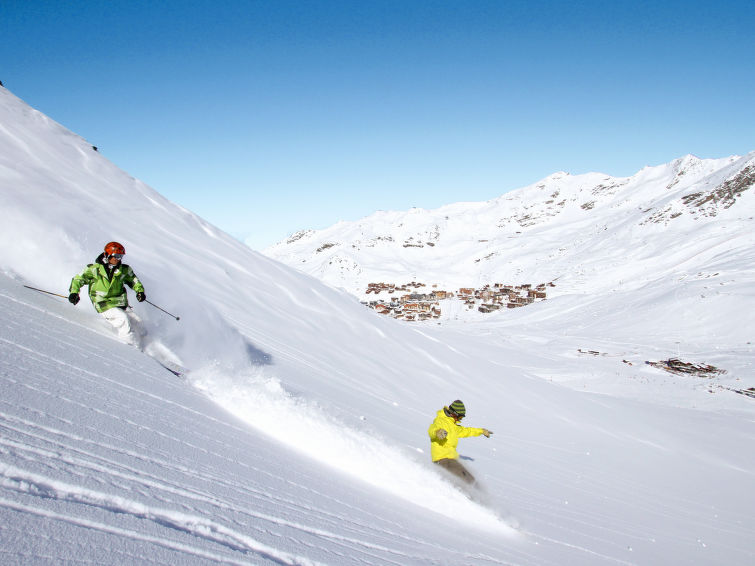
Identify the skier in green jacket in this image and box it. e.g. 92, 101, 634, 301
68, 241, 146, 346
428, 400, 493, 486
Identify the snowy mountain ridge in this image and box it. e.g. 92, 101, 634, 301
263, 152, 754, 305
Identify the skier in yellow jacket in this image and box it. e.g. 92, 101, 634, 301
428, 400, 493, 485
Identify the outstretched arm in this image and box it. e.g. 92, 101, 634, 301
458, 425, 493, 438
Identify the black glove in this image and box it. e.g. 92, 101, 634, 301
68, 293, 80, 305
136, 291, 146, 302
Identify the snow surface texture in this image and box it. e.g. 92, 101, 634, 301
1, 85, 754, 564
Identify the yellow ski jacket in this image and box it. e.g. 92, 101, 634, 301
428, 409, 485, 462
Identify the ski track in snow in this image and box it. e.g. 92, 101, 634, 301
185, 364, 512, 529
0, 282, 530, 566
0, 474, 320, 566
0, 497, 269, 566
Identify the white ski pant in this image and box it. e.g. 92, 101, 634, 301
101, 307, 142, 347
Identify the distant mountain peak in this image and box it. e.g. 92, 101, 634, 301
264, 153, 754, 315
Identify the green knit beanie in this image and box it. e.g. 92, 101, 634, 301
449, 400, 466, 417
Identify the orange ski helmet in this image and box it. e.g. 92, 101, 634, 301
104, 241, 126, 256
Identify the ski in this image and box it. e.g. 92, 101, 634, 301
157, 360, 188, 378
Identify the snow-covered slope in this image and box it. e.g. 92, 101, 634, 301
0, 273, 515, 565
1, 85, 754, 564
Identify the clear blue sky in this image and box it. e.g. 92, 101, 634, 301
3, 1, 754, 249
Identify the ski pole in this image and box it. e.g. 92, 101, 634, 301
145, 299, 180, 321
23, 285, 68, 299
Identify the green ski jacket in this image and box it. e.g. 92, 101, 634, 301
69, 253, 145, 313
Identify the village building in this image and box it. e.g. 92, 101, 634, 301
361, 280, 553, 321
